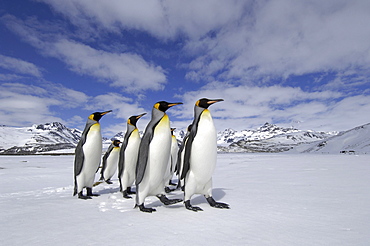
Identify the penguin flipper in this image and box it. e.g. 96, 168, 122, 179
181, 132, 195, 179
135, 127, 153, 185
118, 129, 132, 180
175, 135, 187, 175
181, 110, 201, 180
74, 141, 85, 178
73, 142, 85, 196
101, 144, 114, 175
117, 143, 126, 180
74, 121, 94, 177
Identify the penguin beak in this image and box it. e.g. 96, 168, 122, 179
171, 128, 176, 131
136, 113, 147, 119
167, 102, 183, 108
101, 110, 113, 116
207, 99, 224, 105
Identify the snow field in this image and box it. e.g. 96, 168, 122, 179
0, 153, 369, 245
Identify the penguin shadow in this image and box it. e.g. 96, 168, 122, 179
189, 188, 228, 206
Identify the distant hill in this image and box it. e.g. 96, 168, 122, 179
0, 122, 82, 155
217, 122, 336, 153
299, 123, 370, 154
0, 121, 369, 155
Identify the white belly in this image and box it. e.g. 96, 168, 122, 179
103, 147, 120, 180
79, 123, 102, 188
190, 110, 217, 183
142, 115, 171, 195
122, 129, 141, 185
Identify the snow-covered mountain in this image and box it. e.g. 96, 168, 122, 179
298, 123, 370, 154
1, 121, 369, 155
0, 122, 82, 154
217, 123, 336, 153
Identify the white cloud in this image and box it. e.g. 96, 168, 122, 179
86, 92, 145, 118
85, 92, 149, 136
3, 1, 370, 133
183, 0, 370, 84
174, 82, 370, 132
0, 83, 60, 126
52, 39, 167, 92
0, 74, 25, 81
38, 0, 370, 86
0, 55, 42, 77
0, 82, 89, 126
38, 0, 247, 40
2, 15, 167, 92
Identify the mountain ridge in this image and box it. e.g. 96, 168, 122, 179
0, 121, 369, 155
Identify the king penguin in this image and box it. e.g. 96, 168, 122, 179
100, 139, 122, 184
135, 101, 183, 212
118, 113, 146, 199
73, 110, 112, 199
181, 98, 230, 211
164, 128, 179, 193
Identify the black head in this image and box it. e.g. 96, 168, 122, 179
154, 101, 183, 112
170, 128, 176, 134
195, 98, 224, 109
128, 113, 146, 127
112, 140, 121, 147
89, 110, 112, 122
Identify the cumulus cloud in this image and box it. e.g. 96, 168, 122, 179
2, 0, 369, 133
37, 0, 247, 40
173, 82, 370, 132
52, 39, 167, 92
35, 0, 370, 87
1, 14, 167, 92
0, 82, 88, 126
84, 92, 149, 136
184, 0, 370, 84
85, 92, 145, 118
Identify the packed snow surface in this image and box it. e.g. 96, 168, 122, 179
1, 153, 369, 245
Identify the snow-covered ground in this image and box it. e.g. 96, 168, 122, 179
1, 153, 369, 245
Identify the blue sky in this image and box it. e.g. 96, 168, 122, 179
1, 0, 370, 137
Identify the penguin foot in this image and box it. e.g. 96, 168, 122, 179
86, 188, 100, 197
206, 196, 230, 209
137, 204, 156, 213
184, 200, 203, 212
157, 195, 183, 205
127, 187, 136, 194
78, 192, 92, 200
164, 187, 175, 193
122, 190, 132, 199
